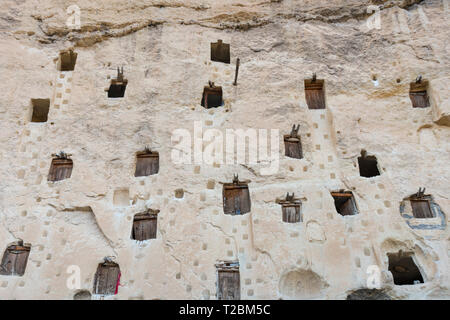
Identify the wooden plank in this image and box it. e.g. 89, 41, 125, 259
411, 200, 433, 218
223, 187, 251, 215
305, 88, 326, 109
284, 139, 303, 159
218, 270, 240, 300
135, 155, 159, 177
282, 205, 300, 223
409, 91, 429, 108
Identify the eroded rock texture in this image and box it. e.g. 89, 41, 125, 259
0, 0, 449, 299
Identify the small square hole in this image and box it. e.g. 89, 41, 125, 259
31, 99, 50, 122
331, 191, 358, 216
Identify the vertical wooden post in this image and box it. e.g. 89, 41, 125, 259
233, 58, 240, 86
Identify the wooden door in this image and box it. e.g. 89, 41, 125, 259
282, 205, 300, 223
48, 159, 73, 182
93, 262, 120, 295
223, 186, 251, 215
132, 215, 157, 240
0, 245, 30, 276
135, 154, 159, 177
305, 88, 326, 109
284, 137, 303, 159
218, 270, 240, 300
409, 91, 429, 108
410, 200, 433, 218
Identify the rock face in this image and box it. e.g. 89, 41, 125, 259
0, 0, 449, 300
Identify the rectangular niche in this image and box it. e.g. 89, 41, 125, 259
0, 241, 31, 276
131, 210, 159, 241
331, 191, 358, 216
48, 154, 73, 182
30, 99, 50, 123
358, 151, 380, 178
284, 124, 302, 159
305, 78, 326, 109
216, 261, 240, 300
222, 177, 251, 215
211, 40, 230, 64
93, 259, 121, 295
58, 49, 77, 71
388, 252, 424, 285
409, 80, 429, 108
278, 193, 302, 223
135, 150, 159, 177
108, 67, 128, 98
410, 199, 434, 218
201, 83, 223, 108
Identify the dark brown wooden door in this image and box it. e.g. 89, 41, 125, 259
132, 216, 157, 240
282, 205, 301, 223
108, 84, 127, 98
305, 88, 326, 109
135, 154, 159, 177
201, 87, 223, 108
93, 262, 120, 295
284, 138, 303, 159
410, 200, 433, 218
0, 246, 30, 276
48, 159, 73, 182
223, 187, 251, 215
218, 270, 240, 300
409, 91, 429, 108
211, 41, 230, 64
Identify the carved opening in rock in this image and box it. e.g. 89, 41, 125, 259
331, 191, 358, 216
284, 124, 302, 159
93, 259, 121, 295
346, 289, 391, 300
135, 149, 159, 177
201, 82, 223, 108
131, 209, 159, 241
211, 40, 230, 64
113, 189, 129, 207
279, 269, 328, 299
48, 154, 73, 182
0, 241, 31, 276
388, 252, 424, 285
278, 193, 302, 223
222, 176, 251, 215
108, 67, 128, 98
30, 99, 50, 122
73, 290, 92, 300
216, 261, 240, 300
409, 79, 429, 108
175, 188, 184, 198
358, 151, 380, 178
58, 49, 77, 71
305, 78, 326, 109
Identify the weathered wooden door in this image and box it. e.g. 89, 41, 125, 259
132, 214, 157, 240
201, 87, 223, 108
223, 186, 251, 215
410, 200, 433, 218
305, 87, 326, 109
282, 205, 301, 223
0, 244, 31, 276
211, 40, 230, 64
93, 262, 121, 295
48, 158, 73, 182
135, 153, 159, 177
284, 137, 303, 159
409, 91, 429, 108
218, 270, 240, 300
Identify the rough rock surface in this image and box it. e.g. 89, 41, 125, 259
0, 0, 449, 299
